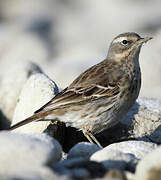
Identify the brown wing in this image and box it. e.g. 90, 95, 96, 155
9, 59, 122, 131
35, 59, 121, 113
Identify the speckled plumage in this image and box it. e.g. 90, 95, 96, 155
9, 32, 152, 148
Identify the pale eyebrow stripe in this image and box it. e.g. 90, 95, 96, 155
113, 37, 127, 43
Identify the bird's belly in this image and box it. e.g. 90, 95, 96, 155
54, 81, 140, 134
56, 98, 121, 134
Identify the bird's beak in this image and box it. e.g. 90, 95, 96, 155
136, 37, 153, 45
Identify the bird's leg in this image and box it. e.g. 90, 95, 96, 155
88, 132, 103, 148
83, 130, 103, 148
83, 130, 94, 144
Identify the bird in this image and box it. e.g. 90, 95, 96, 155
9, 32, 152, 148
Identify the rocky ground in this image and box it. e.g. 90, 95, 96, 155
1, 67, 161, 180
0, 0, 161, 180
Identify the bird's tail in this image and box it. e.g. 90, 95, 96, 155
9, 111, 52, 131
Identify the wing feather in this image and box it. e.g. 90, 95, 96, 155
35, 59, 121, 114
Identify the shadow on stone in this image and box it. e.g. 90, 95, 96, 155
0, 110, 10, 130
46, 102, 141, 152
144, 123, 161, 144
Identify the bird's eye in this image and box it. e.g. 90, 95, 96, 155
121, 40, 128, 45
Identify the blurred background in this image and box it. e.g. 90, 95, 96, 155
0, 0, 161, 100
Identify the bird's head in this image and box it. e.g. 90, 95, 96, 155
107, 32, 152, 61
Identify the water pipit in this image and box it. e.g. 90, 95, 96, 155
9, 32, 152, 148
